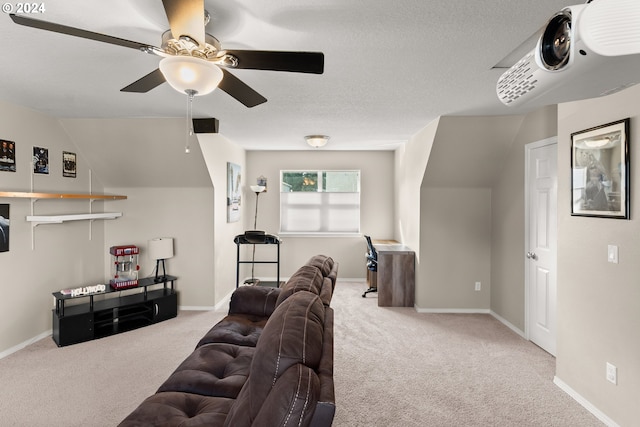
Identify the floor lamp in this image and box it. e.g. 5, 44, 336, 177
245, 185, 266, 285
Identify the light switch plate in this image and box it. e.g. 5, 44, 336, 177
608, 245, 619, 264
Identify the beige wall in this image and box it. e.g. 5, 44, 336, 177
0, 102, 108, 354
198, 134, 246, 303
490, 105, 558, 330
419, 187, 492, 309
395, 118, 439, 304
412, 114, 540, 313
245, 150, 395, 279
556, 85, 640, 426
104, 187, 215, 309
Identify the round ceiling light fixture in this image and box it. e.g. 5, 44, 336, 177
305, 135, 330, 148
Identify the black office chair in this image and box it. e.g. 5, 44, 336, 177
362, 235, 378, 297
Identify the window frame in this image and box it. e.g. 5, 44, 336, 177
279, 169, 361, 237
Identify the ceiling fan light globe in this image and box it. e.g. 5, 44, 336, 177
159, 56, 223, 96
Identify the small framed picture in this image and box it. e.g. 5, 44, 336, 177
0, 139, 16, 172
0, 204, 9, 253
33, 146, 49, 174
257, 175, 267, 192
63, 151, 77, 178
571, 118, 630, 219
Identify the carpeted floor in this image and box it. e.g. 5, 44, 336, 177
332, 283, 603, 426
0, 281, 603, 426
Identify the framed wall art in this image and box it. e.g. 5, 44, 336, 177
257, 175, 267, 192
0, 204, 9, 253
571, 118, 630, 219
227, 162, 241, 223
0, 139, 16, 172
63, 151, 77, 178
33, 146, 49, 174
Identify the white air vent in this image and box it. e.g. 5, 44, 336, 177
497, 53, 538, 105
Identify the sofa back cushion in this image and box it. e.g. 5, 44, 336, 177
305, 255, 334, 277
275, 265, 324, 306
224, 291, 325, 426
229, 285, 280, 317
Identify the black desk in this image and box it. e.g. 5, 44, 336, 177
234, 233, 281, 288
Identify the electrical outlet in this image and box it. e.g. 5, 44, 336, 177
475, 281, 481, 291
606, 362, 617, 385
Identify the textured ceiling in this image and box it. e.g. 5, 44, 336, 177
0, 0, 572, 150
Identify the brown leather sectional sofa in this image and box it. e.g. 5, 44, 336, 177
119, 255, 338, 427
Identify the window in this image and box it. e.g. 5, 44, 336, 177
280, 170, 360, 234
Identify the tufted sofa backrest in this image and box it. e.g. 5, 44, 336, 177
224, 291, 325, 426
305, 254, 334, 277
275, 264, 325, 307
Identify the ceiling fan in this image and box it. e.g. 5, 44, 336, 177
9, 0, 324, 108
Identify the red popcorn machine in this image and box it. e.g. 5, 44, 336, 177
109, 245, 140, 290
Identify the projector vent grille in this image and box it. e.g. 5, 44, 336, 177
496, 52, 538, 105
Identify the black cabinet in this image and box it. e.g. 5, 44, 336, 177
52, 276, 178, 347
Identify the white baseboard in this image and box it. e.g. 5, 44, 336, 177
489, 310, 525, 338
553, 376, 620, 427
180, 288, 234, 313
179, 306, 217, 311
0, 329, 51, 360
414, 307, 491, 314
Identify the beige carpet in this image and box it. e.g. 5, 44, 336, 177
0, 281, 603, 426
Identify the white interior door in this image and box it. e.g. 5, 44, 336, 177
525, 138, 557, 356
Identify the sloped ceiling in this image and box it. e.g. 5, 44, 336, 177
60, 118, 211, 188
0, 0, 572, 151
423, 115, 526, 188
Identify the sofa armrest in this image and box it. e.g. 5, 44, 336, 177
229, 286, 281, 317
311, 306, 335, 427
327, 262, 339, 290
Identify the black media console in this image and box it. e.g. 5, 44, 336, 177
52, 275, 178, 347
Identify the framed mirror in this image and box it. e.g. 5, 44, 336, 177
571, 118, 630, 219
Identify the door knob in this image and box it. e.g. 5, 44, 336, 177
526, 252, 538, 260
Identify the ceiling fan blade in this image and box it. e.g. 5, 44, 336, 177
226, 50, 324, 74
218, 69, 267, 108
162, 0, 205, 47
120, 69, 166, 93
9, 14, 152, 51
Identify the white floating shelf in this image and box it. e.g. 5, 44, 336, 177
26, 212, 123, 225
0, 191, 126, 200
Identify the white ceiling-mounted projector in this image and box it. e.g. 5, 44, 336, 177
497, 0, 640, 107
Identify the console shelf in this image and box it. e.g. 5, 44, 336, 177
52, 276, 178, 347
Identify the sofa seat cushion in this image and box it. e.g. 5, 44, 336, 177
275, 265, 324, 307
197, 314, 268, 348
158, 343, 255, 399
118, 392, 234, 427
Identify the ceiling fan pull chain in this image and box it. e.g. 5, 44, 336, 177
185, 89, 196, 154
